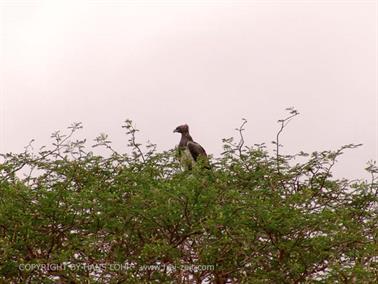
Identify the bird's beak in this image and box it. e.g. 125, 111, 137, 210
173, 128, 178, 133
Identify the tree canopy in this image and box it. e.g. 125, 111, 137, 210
0, 114, 377, 283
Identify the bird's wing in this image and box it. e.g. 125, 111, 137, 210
187, 141, 207, 161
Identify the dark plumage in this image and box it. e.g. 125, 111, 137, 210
173, 124, 209, 170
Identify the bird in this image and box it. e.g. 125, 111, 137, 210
173, 124, 210, 170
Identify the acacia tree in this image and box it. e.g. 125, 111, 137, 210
0, 112, 377, 283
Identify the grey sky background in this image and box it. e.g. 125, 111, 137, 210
1, 0, 377, 180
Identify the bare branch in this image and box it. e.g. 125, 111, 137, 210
275, 107, 299, 173
236, 118, 248, 158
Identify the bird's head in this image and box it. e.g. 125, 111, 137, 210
173, 124, 189, 134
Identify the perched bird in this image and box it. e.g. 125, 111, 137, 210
173, 124, 210, 170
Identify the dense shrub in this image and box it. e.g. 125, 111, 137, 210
0, 115, 377, 283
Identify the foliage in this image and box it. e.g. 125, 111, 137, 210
0, 113, 377, 283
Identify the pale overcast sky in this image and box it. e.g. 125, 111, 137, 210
1, 0, 377, 180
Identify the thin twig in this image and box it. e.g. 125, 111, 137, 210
236, 118, 248, 158
275, 108, 299, 173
